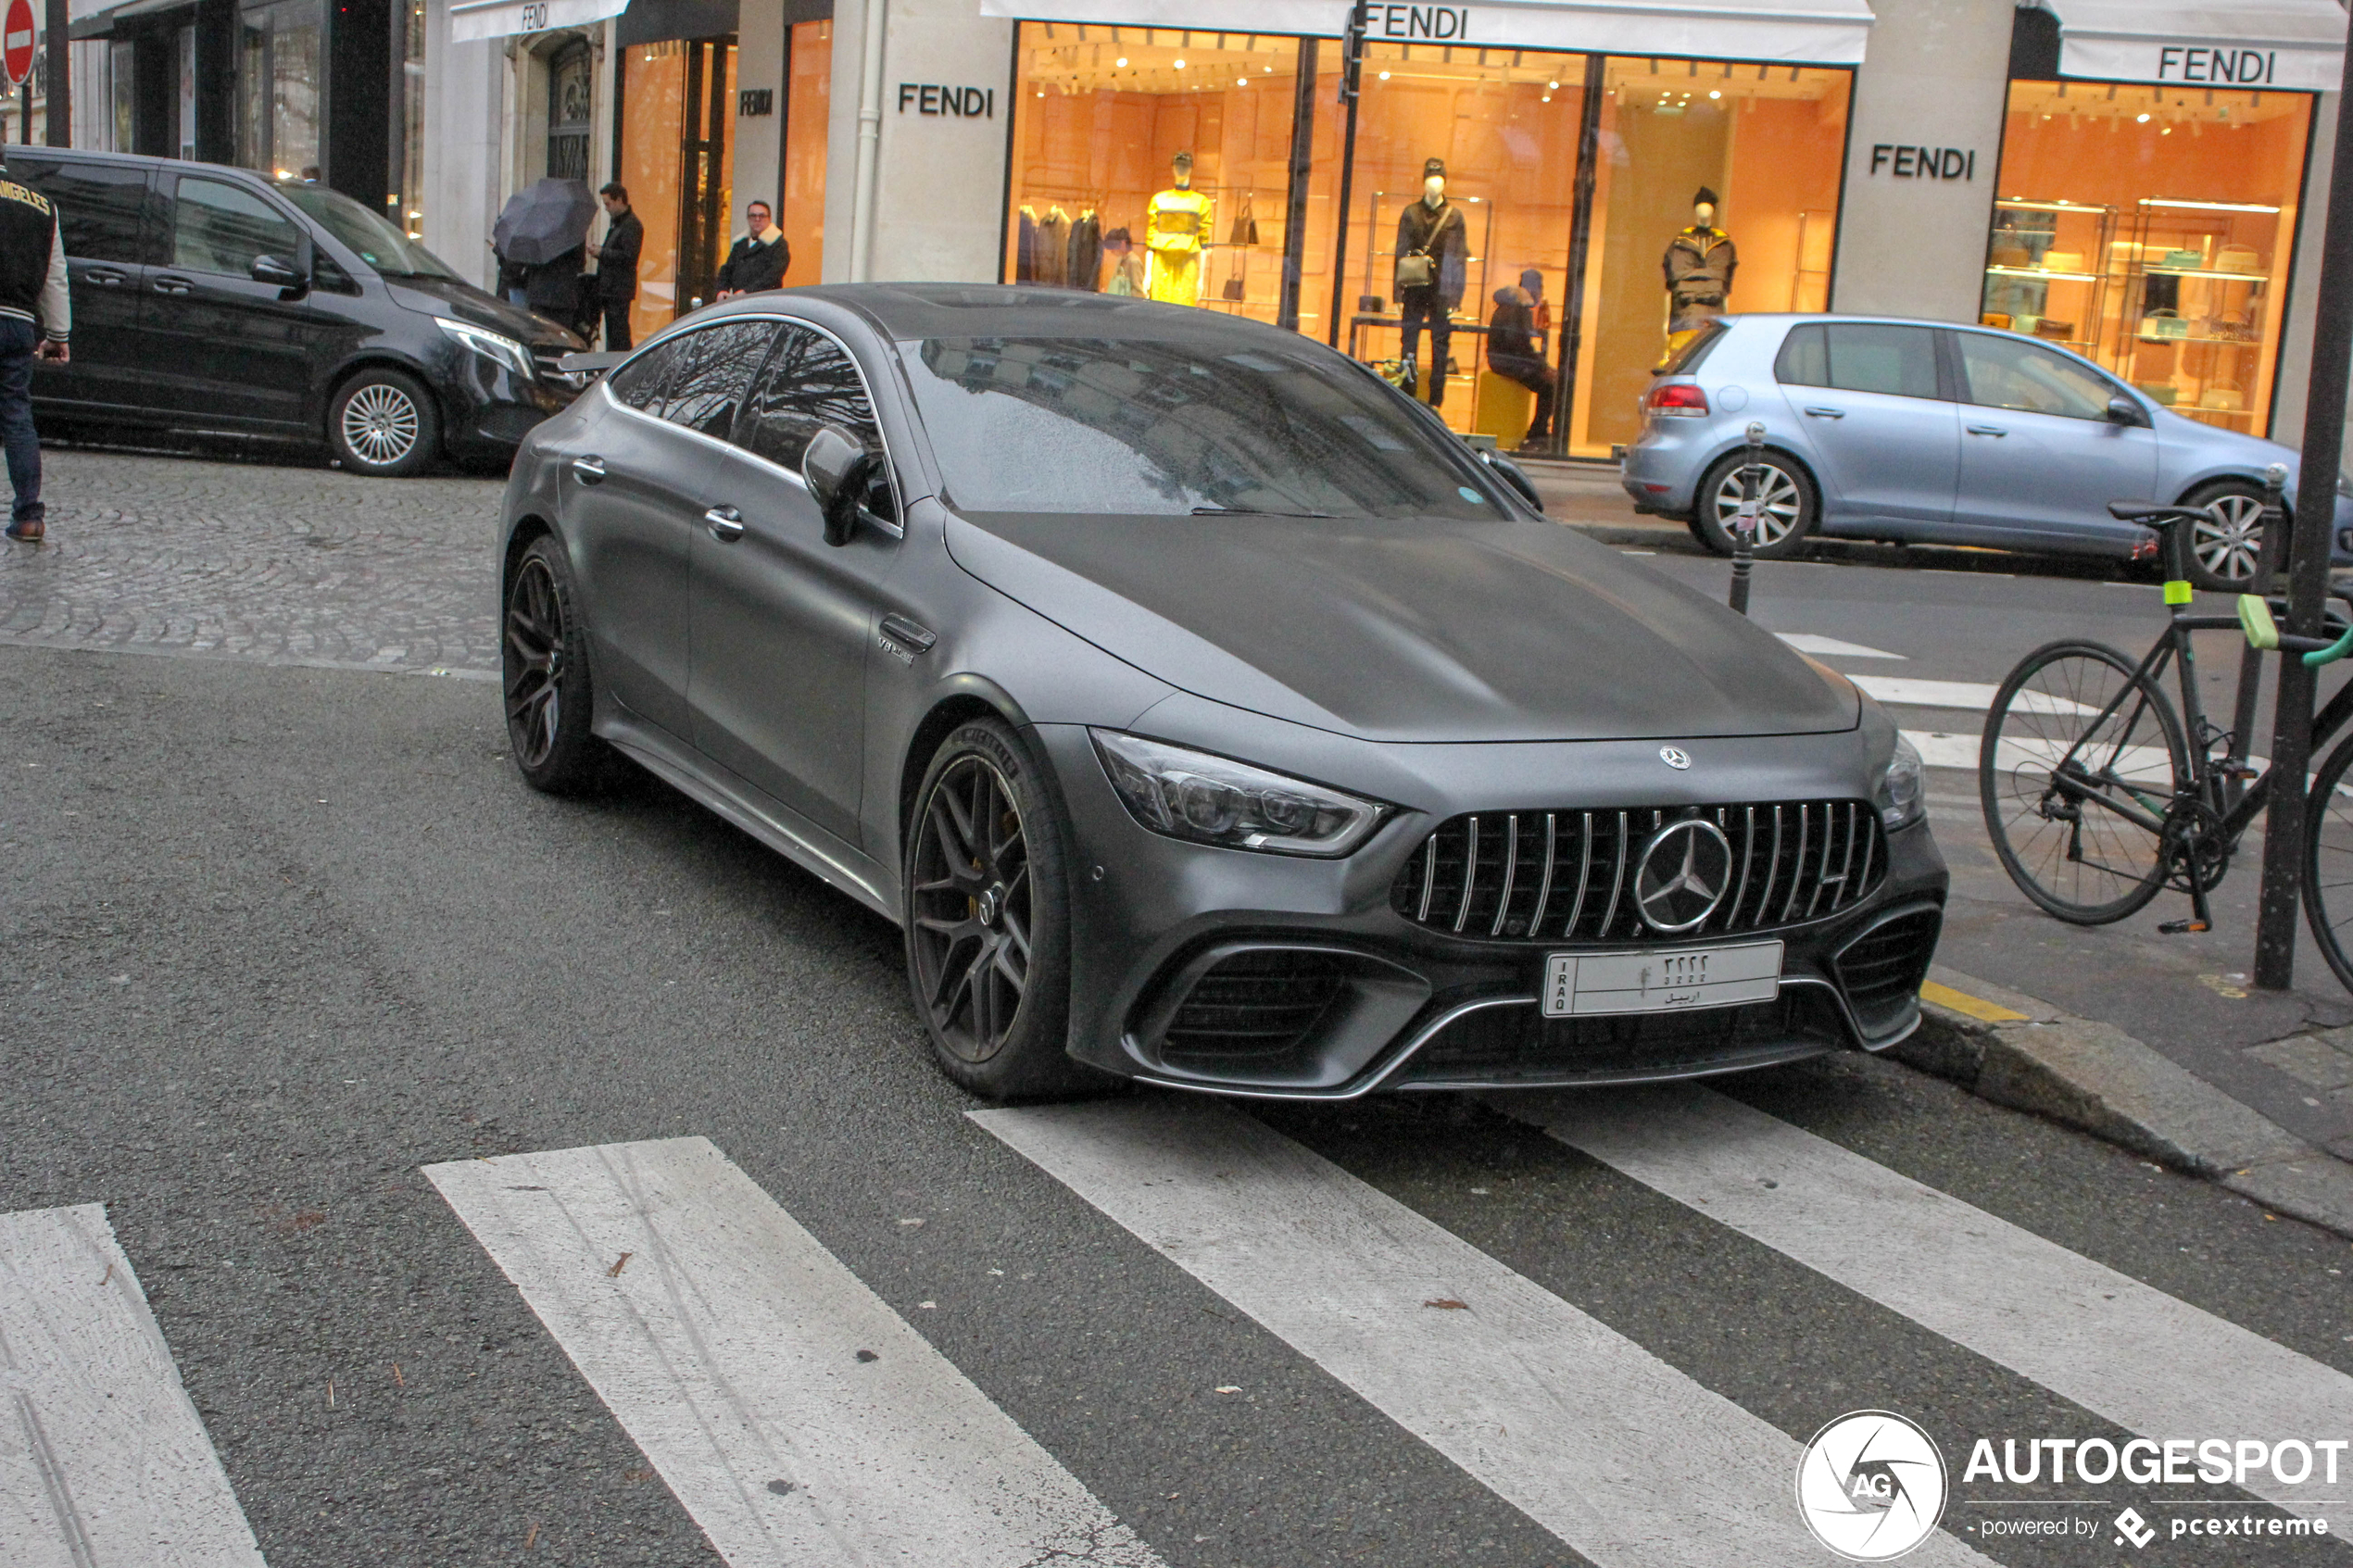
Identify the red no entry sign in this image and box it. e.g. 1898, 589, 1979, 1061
1, 0, 35, 94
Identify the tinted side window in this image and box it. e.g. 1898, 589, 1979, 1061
1775, 322, 1828, 387
1822, 323, 1941, 399
738, 325, 884, 471
1956, 333, 2114, 420
170, 177, 301, 276
6, 157, 147, 263
659, 320, 777, 439
607, 337, 683, 416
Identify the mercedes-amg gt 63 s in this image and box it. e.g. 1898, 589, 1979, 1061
497, 285, 1944, 1098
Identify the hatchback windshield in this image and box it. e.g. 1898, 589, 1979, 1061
276, 183, 459, 280
902, 335, 1503, 519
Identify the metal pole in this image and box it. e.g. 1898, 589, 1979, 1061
1728, 421, 1763, 615
2223, 463, 2290, 814
1325, 3, 1365, 349
42, 0, 63, 146
1276, 37, 1317, 333
2253, 45, 2353, 990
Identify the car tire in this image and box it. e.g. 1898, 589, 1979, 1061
904, 718, 1104, 1100
1692, 449, 1818, 560
328, 368, 439, 478
2177, 479, 2272, 593
501, 534, 611, 795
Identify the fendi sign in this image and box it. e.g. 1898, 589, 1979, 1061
1869, 144, 1978, 181
898, 84, 996, 118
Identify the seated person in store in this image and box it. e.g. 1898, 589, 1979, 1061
716, 201, 790, 298
1486, 269, 1554, 450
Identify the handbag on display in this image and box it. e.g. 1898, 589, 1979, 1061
2137, 380, 2180, 405
1395, 251, 1435, 289
2142, 308, 2188, 341
2032, 318, 2075, 340
1229, 194, 1258, 247
2216, 244, 2261, 274
2160, 248, 2205, 270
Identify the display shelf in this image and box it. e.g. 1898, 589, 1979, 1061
1986, 265, 2100, 282
1982, 199, 2116, 358
2144, 267, 2271, 281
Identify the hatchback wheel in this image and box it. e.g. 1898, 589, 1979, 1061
329, 368, 438, 478
1692, 449, 1818, 560
2178, 481, 2271, 592
905, 719, 1098, 1099
502, 534, 610, 794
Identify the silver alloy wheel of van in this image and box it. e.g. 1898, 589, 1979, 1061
342, 383, 421, 468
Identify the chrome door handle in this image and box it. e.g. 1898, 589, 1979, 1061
705, 506, 745, 542
1802, 406, 1844, 419
84, 268, 127, 287
571, 455, 607, 484
151, 275, 193, 295
1966, 424, 2007, 436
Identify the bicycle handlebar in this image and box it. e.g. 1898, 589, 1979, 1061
2238, 594, 2353, 666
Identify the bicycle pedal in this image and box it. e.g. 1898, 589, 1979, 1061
2157, 918, 2211, 935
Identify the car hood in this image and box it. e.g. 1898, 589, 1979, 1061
944, 509, 1857, 743
385, 276, 581, 350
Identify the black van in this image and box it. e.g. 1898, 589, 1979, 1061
6, 146, 587, 477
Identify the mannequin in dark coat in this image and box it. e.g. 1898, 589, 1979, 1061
1394, 157, 1469, 408
1486, 269, 1554, 447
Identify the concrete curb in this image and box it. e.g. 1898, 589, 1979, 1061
1893, 965, 2353, 1240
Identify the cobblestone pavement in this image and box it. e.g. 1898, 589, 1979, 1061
0, 448, 505, 679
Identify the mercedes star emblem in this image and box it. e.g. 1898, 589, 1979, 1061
1659, 745, 1691, 770
1634, 818, 1733, 934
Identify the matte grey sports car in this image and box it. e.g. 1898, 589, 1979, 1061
497, 285, 1946, 1099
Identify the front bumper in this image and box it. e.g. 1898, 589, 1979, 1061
1038, 721, 1947, 1099
435, 348, 582, 462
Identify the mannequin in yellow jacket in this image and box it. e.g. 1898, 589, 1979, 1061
1146, 151, 1214, 306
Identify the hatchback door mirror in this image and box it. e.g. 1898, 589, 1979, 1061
2107, 395, 2148, 427
802, 424, 876, 546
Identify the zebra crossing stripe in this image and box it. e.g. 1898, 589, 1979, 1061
424, 1137, 1164, 1568
0, 1204, 267, 1568
973, 1098, 1991, 1568
1516, 1084, 2353, 1518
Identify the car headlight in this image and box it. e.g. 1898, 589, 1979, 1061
1874, 734, 1925, 831
436, 317, 534, 381
1089, 730, 1389, 857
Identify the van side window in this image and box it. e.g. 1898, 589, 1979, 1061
6, 157, 147, 263
171, 178, 303, 278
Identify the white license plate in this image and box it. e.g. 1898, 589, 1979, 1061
1541, 940, 1783, 1018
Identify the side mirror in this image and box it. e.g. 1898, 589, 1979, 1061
1478, 447, 1543, 513
802, 424, 875, 546
2107, 395, 2148, 427
250, 253, 306, 291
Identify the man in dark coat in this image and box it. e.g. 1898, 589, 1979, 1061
596, 182, 643, 351
715, 201, 789, 298
1485, 269, 1554, 450
0, 153, 68, 543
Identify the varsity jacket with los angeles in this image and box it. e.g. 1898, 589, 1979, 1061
0, 172, 69, 342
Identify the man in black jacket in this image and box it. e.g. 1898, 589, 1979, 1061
0, 159, 69, 544
596, 183, 643, 351
715, 201, 789, 298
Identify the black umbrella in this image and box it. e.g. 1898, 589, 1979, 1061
494, 178, 598, 266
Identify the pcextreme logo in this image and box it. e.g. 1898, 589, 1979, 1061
1796, 1410, 1950, 1561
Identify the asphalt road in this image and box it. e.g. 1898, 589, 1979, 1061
4, 451, 2352, 1567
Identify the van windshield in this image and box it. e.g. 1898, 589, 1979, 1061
276, 183, 459, 280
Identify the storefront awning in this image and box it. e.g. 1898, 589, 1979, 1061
2027, 1, 2347, 93
66, 0, 188, 43
451, 0, 630, 44
983, 0, 1875, 66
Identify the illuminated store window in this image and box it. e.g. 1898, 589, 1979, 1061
1005, 25, 1305, 316
782, 19, 831, 284
1981, 81, 2311, 436
619, 36, 738, 342
1568, 57, 1850, 458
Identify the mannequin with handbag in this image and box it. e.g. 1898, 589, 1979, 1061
1394, 157, 1468, 408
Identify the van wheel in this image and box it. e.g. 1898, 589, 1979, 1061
1692, 450, 1818, 560
329, 369, 438, 478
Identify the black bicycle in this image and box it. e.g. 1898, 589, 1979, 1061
1979, 500, 2353, 989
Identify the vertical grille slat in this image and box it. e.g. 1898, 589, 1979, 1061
1491, 816, 1520, 937
1392, 797, 1886, 943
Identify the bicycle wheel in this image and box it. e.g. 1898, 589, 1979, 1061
2302, 731, 2353, 993
1980, 640, 2189, 923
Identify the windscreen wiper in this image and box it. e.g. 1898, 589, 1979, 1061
1189, 505, 1336, 519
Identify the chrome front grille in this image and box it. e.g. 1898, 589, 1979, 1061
1389, 800, 1885, 944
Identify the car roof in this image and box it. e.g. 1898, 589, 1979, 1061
785, 282, 1310, 344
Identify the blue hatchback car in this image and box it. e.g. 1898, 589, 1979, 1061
1619, 314, 2353, 590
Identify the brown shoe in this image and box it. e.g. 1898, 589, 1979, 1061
3, 517, 42, 543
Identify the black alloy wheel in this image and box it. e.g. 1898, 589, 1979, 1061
1692, 449, 1818, 560
501, 534, 609, 794
2178, 481, 2271, 593
905, 719, 1092, 1098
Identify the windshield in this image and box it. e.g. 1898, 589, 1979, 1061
902, 335, 1504, 519
276, 184, 459, 280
